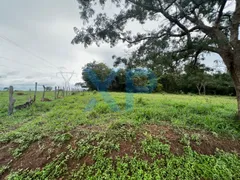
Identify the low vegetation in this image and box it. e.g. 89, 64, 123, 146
0, 92, 240, 179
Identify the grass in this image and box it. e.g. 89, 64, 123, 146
0, 91, 240, 179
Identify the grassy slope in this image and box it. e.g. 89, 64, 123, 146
0, 91, 240, 179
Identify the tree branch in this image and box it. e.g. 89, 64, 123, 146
119, 26, 200, 44
215, 0, 227, 26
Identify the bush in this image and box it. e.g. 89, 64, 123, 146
16, 92, 25, 96
155, 83, 163, 92
136, 97, 147, 105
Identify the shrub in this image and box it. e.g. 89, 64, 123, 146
155, 83, 163, 92
95, 103, 111, 114
136, 97, 147, 105
16, 92, 25, 96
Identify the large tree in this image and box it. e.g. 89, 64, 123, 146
82, 61, 112, 91
72, 0, 240, 117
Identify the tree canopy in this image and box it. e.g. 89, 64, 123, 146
80, 60, 234, 95
72, 0, 236, 65
82, 61, 112, 90
72, 0, 240, 117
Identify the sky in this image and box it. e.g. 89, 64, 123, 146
0, 0, 236, 90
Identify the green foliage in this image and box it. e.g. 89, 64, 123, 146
155, 83, 163, 93
191, 134, 201, 145
136, 97, 147, 105
180, 134, 191, 146
53, 133, 73, 143
9, 148, 240, 179
80, 60, 234, 96
82, 61, 112, 91
94, 103, 111, 114
72, 0, 236, 97
1, 92, 240, 179
0, 165, 9, 176
7, 153, 69, 179
141, 136, 170, 158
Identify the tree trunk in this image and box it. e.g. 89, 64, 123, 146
196, 84, 202, 95
203, 84, 206, 95
228, 63, 240, 119
227, 0, 240, 119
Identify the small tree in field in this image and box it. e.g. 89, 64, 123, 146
72, 0, 240, 118
46, 87, 53, 92
82, 61, 112, 91
184, 63, 213, 95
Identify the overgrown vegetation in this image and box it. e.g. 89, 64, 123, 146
81, 61, 235, 96
1, 92, 240, 179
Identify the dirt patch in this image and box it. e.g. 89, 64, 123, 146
0, 142, 17, 166
143, 124, 240, 155
107, 141, 135, 159
1, 124, 240, 179
72, 125, 107, 133
143, 124, 184, 155
191, 135, 240, 155
107, 124, 240, 161
11, 139, 67, 170
80, 155, 95, 165
66, 155, 95, 172
16, 92, 25, 96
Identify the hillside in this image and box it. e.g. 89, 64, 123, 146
1, 92, 240, 179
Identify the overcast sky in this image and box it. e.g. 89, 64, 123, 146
0, 0, 235, 90
0, 0, 128, 89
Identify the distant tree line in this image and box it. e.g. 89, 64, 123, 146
82, 61, 235, 96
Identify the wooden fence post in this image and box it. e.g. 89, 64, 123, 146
33, 82, 37, 102
28, 88, 32, 101
8, 86, 15, 115
62, 87, 65, 97
55, 86, 57, 100
42, 85, 46, 101
57, 86, 60, 98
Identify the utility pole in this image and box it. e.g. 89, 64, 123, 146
56, 71, 76, 95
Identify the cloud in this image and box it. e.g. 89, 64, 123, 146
0, 75, 7, 78
0, 0, 126, 87
7, 71, 20, 76
25, 76, 33, 79
0, 0, 231, 88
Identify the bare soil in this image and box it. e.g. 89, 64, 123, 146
1, 124, 240, 179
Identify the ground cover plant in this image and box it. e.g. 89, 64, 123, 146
0, 91, 240, 179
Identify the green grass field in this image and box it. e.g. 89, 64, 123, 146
1, 91, 240, 179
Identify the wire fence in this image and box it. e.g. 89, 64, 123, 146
0, 82, 73, 115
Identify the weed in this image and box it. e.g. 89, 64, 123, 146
53, 133, 73, 143
87, 111, 99, 119
180, 134, 190, 146
141, 138, 170, 158
191, 133, 201, 145
94, 103, 111, 114
0, 165, 9, 176
1, 92, 240, 179
136, 97, 147, 105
